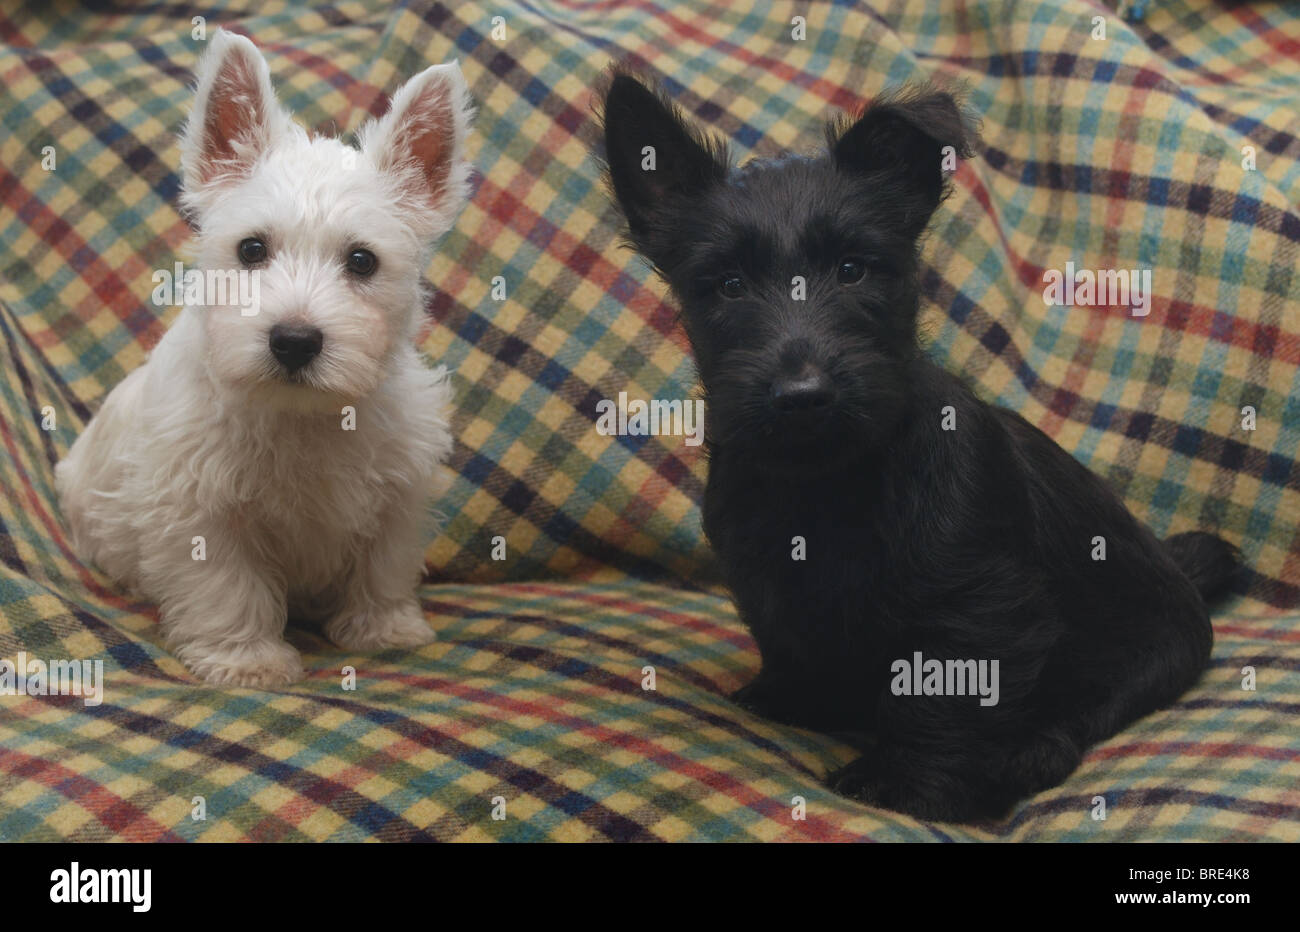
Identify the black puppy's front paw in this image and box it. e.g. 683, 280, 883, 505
731, 675, 804, 725
827, 755, 887, 804
828, 754, 987, 823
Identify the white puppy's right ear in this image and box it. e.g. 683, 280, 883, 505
180, 29, 289, 206
361, 62, 474, 238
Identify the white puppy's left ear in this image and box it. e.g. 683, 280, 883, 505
180, 29, 291, 210
362, 62, 474, 237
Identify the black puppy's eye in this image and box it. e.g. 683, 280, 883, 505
346, 248, 378, 277
238, 237, 267, 266
720, 276, 745, 299
837, 258, 866, 284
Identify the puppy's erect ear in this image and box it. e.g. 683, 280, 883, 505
361, 62, 474, 239
180, 30, 290, 204
599, 69, 727, 262
829, 86, 976, 237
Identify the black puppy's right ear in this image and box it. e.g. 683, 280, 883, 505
598, 69, 727, 254
829, 86, 976, 238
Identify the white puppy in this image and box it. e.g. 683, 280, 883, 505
56, 30, 472, 687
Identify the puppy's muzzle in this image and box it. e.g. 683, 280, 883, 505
269, 324, 323, 374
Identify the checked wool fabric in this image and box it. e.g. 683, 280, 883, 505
0, 0, 1298, 841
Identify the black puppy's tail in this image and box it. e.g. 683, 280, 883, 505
1165, 531, 1240, 603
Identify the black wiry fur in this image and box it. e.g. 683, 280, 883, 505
597, 68, 1240, 822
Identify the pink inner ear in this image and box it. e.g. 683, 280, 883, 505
200, 54, 267, 184
395, 84, 454, 208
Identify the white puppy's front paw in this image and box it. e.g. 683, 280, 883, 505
325, 598, 436, 652
177, 639, 305, 688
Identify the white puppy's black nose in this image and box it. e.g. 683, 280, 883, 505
268, 324, 323, 373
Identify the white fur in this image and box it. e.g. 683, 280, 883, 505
56, 30, 474, 687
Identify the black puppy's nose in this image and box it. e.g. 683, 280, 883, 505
268, 324, 323, 372
771, 363, 833, 413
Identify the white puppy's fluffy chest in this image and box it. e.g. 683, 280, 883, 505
186, 334, 445, 573
66, 309, 453, 599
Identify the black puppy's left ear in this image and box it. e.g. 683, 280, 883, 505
830, 86, 976, 235
598, 67, 728, 265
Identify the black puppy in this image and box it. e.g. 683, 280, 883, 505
598, 70, 1239, 822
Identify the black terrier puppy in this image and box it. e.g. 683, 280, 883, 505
598, 70, 1239, 822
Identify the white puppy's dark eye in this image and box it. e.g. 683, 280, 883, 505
238, 237, 268, 266
720, 276, 744, 299
346, 248, 377, 277
837, 258, 866, 284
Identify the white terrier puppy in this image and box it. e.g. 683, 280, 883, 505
56, 30, 473, 687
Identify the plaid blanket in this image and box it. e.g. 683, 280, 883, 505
1, 0, 1297, 842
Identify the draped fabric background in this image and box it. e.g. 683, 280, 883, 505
0, 0, 1296, 841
